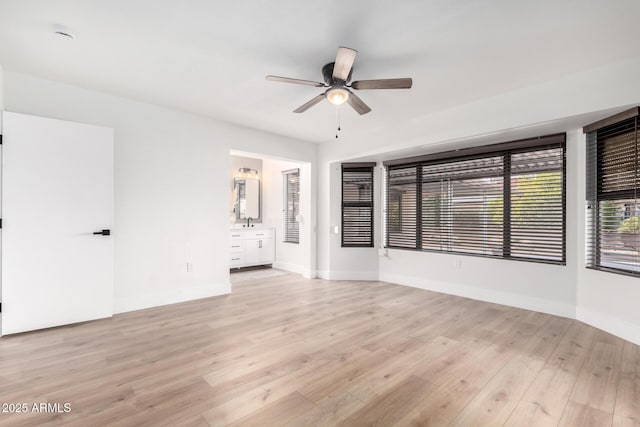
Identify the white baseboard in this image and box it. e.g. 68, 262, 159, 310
302, 269, 317, 279
272, 261, 304, 275
379, 272, 576, 319
317, 270, 330, 280
316, 270, 379, 281
272, 263, 319, 279
114, 282, 231, 314
576, 307, 640, 346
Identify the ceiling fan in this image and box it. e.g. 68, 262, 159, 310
266, 47, 412, 115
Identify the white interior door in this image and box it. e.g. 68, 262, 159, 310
1, 112, 114, 335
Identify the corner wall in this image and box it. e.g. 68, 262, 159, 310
2, 71, 317, 313
317, 161, 380, 281
261, 157, 311, 275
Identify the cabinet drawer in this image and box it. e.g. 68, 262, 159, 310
230, 240, 245, 252
230, 229, 274, 240
247, 229, 274, 239
230, 253, 244, 267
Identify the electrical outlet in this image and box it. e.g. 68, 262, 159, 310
186, 262, 193, 273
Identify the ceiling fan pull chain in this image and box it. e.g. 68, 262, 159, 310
335, 106, 341, 139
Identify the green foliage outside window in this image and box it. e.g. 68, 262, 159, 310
619, 216, 640, 232
488, 172, 561, 226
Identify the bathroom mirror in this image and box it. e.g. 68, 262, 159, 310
234, 177, 260, 221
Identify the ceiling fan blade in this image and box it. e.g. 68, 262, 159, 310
351, 78, 413, 90
346, 91, 371, 115
293, 94, 326, 113
266, 75, 326, 87
332, 47, 358, 81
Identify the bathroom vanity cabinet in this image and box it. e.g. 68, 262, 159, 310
230, 228, 274, 268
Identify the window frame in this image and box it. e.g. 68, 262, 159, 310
584, 107, 640, 278
383, 134, 567, 265
282, 168, 300, 244
341, 163, 376, 248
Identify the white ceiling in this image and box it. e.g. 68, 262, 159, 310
1, 0, 639, 144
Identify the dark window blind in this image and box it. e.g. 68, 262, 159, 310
282, 169, 300, 244
384, 135, 566, 264
342, 163, 375, 247
585, 109, 640, 276
421, 156, 503, 255
510, 148, 565, 261
386, 166, 418, 248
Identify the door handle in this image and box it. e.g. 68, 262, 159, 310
93, 229, 111, 236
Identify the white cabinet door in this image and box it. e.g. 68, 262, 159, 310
1, 112, 114, 335
258, 238, 274, 263
245, 239, 260, 265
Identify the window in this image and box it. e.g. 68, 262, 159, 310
387, 189, 402, 233
585, 107, 640, 276
282, 169, 300, 244
342, 163, 375, 247
384, 134, 566, 264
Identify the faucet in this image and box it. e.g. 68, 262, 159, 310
246, 217, 252, 228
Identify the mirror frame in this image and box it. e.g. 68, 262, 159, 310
234, 177, 261, 222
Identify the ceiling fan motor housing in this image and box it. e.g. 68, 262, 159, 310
322, 62, 353, 85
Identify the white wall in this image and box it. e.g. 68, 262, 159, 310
261, 157, 308, 274
318, 55, 640, 343
0, 63, 3, 335
2, 71, 316, 313
0, 63, 4, 111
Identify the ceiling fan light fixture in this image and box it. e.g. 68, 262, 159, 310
326, 87, 349, 105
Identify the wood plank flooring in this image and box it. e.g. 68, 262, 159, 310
0, 272, 639, 426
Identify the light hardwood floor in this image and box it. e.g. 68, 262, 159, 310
0, 273, 639, 426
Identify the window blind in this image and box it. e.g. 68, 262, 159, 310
342, 163, 375, 247
585, 108, 640, 276
282, 169, 300, 244
421, 156, 504, 255
510, 148, 565, 261
387, 166, 418, 248
384, 134, 566, 264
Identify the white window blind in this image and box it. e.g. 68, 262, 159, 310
282, 169, 300, 244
